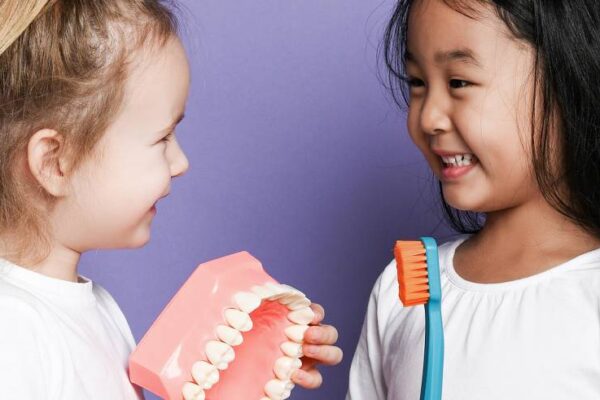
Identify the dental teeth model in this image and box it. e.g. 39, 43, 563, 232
129, 252, 314, 400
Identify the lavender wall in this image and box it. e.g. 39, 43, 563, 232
80, 1, 455, 399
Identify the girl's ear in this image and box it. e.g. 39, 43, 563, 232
27, 129, 71, 197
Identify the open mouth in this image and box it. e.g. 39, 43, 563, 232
440, 153, 478, 168
129, 252, 313, 400
436, 153, 480, 180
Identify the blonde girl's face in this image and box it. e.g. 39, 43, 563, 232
405, 0, 540, 213
53, 35, 190, 250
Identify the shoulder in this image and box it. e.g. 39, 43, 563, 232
0, 277, 48, 322
0, 278, 50, 352
90, 280, 137, 347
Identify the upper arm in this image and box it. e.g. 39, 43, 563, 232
346, 261, 398, 400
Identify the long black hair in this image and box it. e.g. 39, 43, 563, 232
383, 0, 600, 238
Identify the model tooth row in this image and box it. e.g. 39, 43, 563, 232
182, 283, 313, 400
264, 379, 295, 400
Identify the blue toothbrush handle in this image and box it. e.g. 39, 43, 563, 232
421, 301, 444, 400
420, 237, 444, 400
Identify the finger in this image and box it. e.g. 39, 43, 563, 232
302, 344, 344, 366
291, 368, 323, 389
304, 325, 339, 345
309, 303, 325, 325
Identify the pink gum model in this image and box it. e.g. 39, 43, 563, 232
129, 251, 311, 400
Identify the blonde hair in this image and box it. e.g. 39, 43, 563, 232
0, 0, 179, 262
0, 1, 50, 56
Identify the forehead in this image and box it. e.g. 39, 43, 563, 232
127, 35, 190, 106
118, 36, 190, 131
406, 0, 509, 63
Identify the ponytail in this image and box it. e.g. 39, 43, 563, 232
0, 0, 51, 56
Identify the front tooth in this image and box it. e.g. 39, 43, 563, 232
224, 308, 253, 332
264, 379, 292, 400
182, 382, 205, 400
277, 292, 306, 305
252, 285, 276, 299
205, 340, 235, 370
191, 361, 220, 390
285, 325, 309, 343
287, 307, 315, 325
233, 291, 262, 314
274, 356, 302, 380
287, 297, 312, 310
279, 284, 304, 296
265, 283, 289, 300
281, 341, 303, 357
216, 325, 243, 346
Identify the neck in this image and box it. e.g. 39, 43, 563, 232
30, 243, 82, 282
455, 193, 600, 282
1, 240, 82, 283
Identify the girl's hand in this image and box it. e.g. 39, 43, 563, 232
291, 303, 343, 389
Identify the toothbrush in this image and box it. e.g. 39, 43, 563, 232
394, 237, 444, 400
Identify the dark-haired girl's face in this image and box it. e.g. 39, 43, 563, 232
405, 0, 540, 213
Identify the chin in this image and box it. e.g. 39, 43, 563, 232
442, 188, 488, 213
123, 228, 152, 249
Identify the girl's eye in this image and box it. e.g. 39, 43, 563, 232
407, 77, 425, 88
160, 133, 173, 143
449, 79, 471, 89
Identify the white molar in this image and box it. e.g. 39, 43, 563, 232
251, 285, 276, 299
182, 382, 205, 400
280, 341, 303, 357
277, 292, 305, 305
265, 283, 288, 299
264, 379, 293, 400
224, 308, 253, 332
216, 324, 243, 346
273, 356, 302, 380
285, 325, 309, 343
279, 284, 304, 297
191, 360, 220, 390
286, 297, 312, 310
233, 291, 262, 314
287, 307, 315, 325
205, 340, 235, 370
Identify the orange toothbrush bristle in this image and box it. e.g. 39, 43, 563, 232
394, 240, 430, 306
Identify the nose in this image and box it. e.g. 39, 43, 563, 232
169, 136, 189, 178
419, 89, 452, 136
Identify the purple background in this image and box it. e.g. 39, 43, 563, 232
80, 1, 456, 399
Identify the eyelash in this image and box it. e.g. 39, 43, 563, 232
160, 132, 173, 143
406, 77, 472, 89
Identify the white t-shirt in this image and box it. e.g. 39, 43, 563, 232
347, 235, 600, 400
0, 258, 143, 400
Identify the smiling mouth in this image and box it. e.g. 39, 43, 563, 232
439, 153, 478, 168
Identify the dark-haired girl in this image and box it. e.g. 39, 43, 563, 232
348, 1, 600, 398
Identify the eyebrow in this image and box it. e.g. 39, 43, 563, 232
157, 112, 185, 134
406, 48, 482, 68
